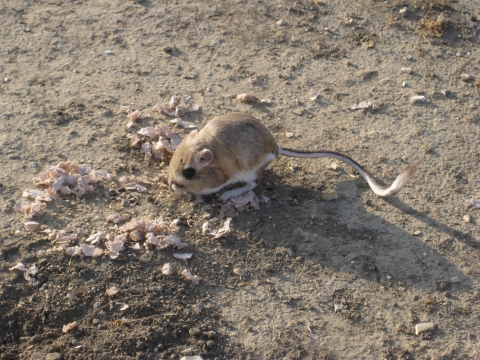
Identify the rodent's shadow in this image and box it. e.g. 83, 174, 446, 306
225, 170, 471, 293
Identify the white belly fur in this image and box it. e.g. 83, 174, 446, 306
200, 152, 276, 195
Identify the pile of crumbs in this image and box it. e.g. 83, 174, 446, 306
351, 99, 380, 111
220, 191, 270, 218
126, 123, 182, 161
120, 105, 151, 122
152, 94, 200, 118
15, 161, 112, 219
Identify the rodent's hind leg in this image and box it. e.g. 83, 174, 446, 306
218, 181, 259, 202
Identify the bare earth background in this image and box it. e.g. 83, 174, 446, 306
1, 0, 479, 359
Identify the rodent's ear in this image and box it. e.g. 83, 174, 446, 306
186, 129, 199, 139
195, 149, 213, 166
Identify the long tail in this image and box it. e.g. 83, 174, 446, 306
278, 147, 418, 197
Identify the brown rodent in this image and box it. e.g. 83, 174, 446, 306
168, 112, 417, 201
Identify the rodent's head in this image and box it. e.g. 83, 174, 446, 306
168, 130, 228, 196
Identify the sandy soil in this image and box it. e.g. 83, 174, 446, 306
1, 0, 479, 359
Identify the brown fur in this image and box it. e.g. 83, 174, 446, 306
168, 113, 278, 194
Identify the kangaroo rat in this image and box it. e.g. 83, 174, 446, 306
168, 112, 417, 201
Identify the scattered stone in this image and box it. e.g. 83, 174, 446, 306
438, 282, 447, 290
413, 230, 421, 236
277, 19, 286, 26
463, 215, 471, 223
334, 304, 343, 312
105, 50, 114, 55
264, 264, 274, 271
180, 356, 203, 360
451, 276, 461, 283
31, 162, 38, 168
386, 275, 392, 280
460, 74, 474, 82
406, 55, 413, 61
233, 268, 246, 276
399, 7, 407, 14
401, 67, 412, 74
411, 95, 426, 103
415, 322, 434, 335
189, 327, 201, 336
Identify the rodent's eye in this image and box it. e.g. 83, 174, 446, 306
182, 167, 196, 180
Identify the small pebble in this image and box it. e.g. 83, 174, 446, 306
233, 268, 246, 276
402, 81, 407, 87
463, 215, 471, 223
264, 264, 274, 271
460, 74, 475, 82
451, 276, 461, 283
334, 304, 343, 312
438, 283, 447, 290
189, 327, 201, 336
401, 67, 412, 74
415, 322, 434, 335
73, 69, 79, 74
406, 55, 413, 61
25, 28, 31, 32
399, 7, 407, 14
277, 19, 286, 26
413, 230, 421, 236
105, 50, 114, 55
4, 77, 9, 82
386, 275, 392, 280
411, 95, 426, 103
31, 162, 38, 168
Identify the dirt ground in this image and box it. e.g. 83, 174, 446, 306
1, 0, 479, 359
